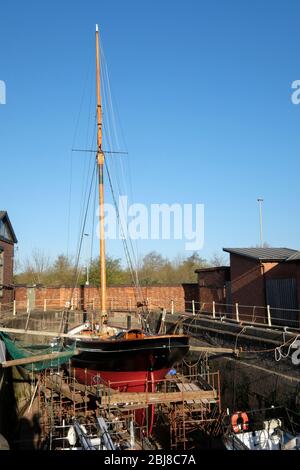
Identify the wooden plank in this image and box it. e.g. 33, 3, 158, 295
190, 345, 238, 354
69, 380, 118, 396
101, 389, 216, 406
0, 326, 91, 340
0, 349, 80, 368
45, 376, 88, 403
177, 382, 203, 404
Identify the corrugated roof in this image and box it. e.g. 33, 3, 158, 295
223, 247, 298, 261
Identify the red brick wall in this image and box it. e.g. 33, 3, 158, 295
182, 283, 199, 311
197, 268, 229, 312
0, 240, 14, 306
230, 254, 266, 321
14, 284, 199, 313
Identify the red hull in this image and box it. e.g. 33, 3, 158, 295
73, 367, 170, 391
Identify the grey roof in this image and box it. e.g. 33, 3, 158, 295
286, 251, 300, 262
0, 211, 18, 243
195, 266, 230, 273
223, 247, 298, 262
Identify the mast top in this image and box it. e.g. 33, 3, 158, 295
96, 24, 99, 32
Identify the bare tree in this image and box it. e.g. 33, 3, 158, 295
209, 251, 228, 267
19, 249, 51, 285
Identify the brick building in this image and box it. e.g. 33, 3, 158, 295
223, 248, 300, 326
195, 248, 300, 326
0, 211, 18, 305
194, 266, 230, 312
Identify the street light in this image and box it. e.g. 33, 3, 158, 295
257, 198, 264, 248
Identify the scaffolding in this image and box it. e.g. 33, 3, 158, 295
13, 355, 222, 450
152, 361, 222, 450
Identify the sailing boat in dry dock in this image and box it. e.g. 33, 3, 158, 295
66, 25, 189, 393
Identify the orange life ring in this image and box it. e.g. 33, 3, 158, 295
231, 411, 249, 433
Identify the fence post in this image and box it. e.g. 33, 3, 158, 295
235, 303, 239, 322
13, 300, 16, 316
26, 298, 30, 314
267, 305, 272, 326
44, 299, 47, 312
160, 308, 166, 334
192, 300, 195, 316
212, 301, 216, 319
171, 299, 174, 315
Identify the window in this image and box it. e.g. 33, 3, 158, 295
0, 220, 12, 242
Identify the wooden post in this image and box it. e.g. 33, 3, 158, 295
25, 310, 31, 330
235, 303, 239, 322
13, 300, 16, 316
71, 298, 74, 311
1, 349, 80, 368
212, 301, 216, 319
171, 299, 174, 315
44, 299, 47, 312
192, 300, 195, 316
26, 299, 30, 314
96, 25, 107, 322
159, 308, 166, 334
267, 305, 272, 326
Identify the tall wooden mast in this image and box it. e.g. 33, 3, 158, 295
95, 24, 107, 318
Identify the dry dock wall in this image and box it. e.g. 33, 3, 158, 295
164, 313, 300, 413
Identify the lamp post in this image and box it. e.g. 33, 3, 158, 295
257, 198, 264, 248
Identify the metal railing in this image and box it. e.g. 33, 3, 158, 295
1, 297, 300, 331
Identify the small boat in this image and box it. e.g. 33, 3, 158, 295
66, 25, 190, 405
223, 409, 300, 450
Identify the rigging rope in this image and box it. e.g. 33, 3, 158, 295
68, 161, 97, 306
104, 158, 145, 304
100, 41, 143, 304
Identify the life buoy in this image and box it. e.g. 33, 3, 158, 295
231, 411, 249, 433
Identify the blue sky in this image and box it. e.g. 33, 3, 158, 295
1, 0, 300, 268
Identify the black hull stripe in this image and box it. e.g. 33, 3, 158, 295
76, 345, 189, 354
